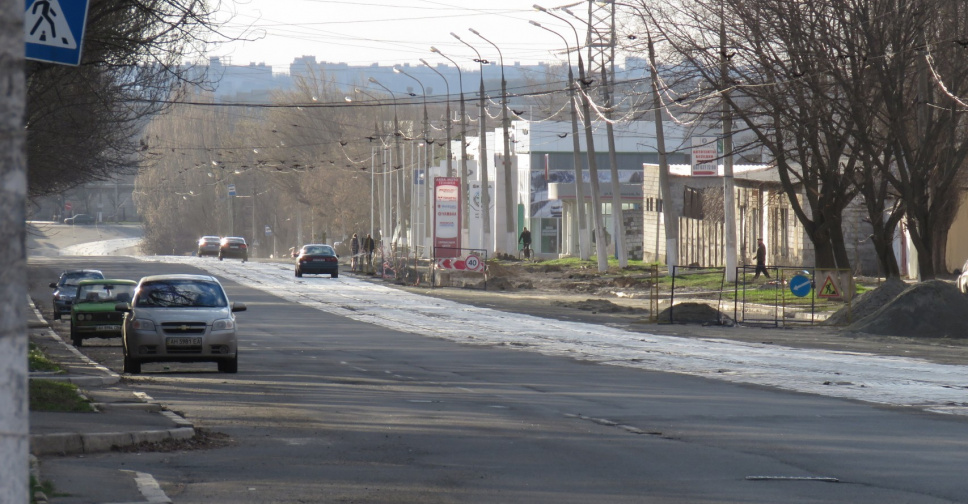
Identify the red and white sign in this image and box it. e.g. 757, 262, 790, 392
436, 254, 485, 272
434, 177, 461, 258
691, 137, 718, 176
64, 201, 72, 212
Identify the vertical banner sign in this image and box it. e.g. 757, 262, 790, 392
691, 137, 718, 176
25, 0, 91, 66
434, 177, 461, 258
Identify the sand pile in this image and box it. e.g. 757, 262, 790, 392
825, 277, 908, 326
657, 302, 733, 325
846, 279, 968, 338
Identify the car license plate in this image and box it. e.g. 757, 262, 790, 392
313, 258, 327, 262
96, 325, 120, 331
167, 337, 202, 346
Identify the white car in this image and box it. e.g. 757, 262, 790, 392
117, 274, 246, 374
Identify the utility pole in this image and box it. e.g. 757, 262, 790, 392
530, 16, 591, 260
452, 32, 491, 251
0, 0, 29, 500
721, 13, 737, 282
430, 47, 470, 242
648, 32, 677, 270
584, 0, 628, 267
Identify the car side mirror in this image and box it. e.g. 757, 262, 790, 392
115, 303, 131, 313
49, 282, 58, 288
231, 302, 247, 313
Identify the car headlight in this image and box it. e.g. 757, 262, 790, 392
212, 318, 235, 331
132, 318, 155, 331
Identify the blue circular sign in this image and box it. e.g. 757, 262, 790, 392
790, 274, 812, 297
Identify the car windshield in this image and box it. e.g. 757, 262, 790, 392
75, 284, 136, 304
303, 246, 334, 255
135, 280, 227, 308
63, 272, 103, 287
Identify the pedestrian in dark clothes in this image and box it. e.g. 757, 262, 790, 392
753, 237, 770, 279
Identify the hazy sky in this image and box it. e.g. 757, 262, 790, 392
208, 0, 601, 71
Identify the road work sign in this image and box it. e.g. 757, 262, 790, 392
25, 0, 90, 66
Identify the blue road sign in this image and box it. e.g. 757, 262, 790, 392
790, 274, 812, 298
25, 0, 91, 66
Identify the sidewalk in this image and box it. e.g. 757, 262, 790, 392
27, 300, 192, 503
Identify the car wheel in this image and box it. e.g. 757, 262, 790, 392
122, 345, 141, 374
332, 271, 339, 279
218, 355, 238, 373
70, 324, 82, 346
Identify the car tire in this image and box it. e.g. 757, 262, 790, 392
332, 272, 338, 279
295, 268, 302, 278
70, 324, 82, 347
123, 351, 141, 374
218, 355, 238, 373
53, 311, 60, 321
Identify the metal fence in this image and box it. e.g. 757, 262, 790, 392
733, 266, 854, 326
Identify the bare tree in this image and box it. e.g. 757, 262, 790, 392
26, 0, 228, 198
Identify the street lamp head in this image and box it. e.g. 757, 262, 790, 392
392, 67, 402, 74
533, 4, 547, 12
469, 28, 480, 36
368, 76, 379, 84
529, 20, 542, 27
450, 32, 462, 41
344, 96, 352, 102
430, 46, 441, 53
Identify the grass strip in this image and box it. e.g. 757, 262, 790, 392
28, 343, 61, 373
29, 380, 95, 412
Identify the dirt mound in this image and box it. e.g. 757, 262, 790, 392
657, 302, 733, 325
554, 298, 642, 314
825, 277, 908, 326
846, 280, 968, 338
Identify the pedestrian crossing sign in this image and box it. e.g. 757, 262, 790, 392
24, 0, 91, 66
818, 274, 841, 298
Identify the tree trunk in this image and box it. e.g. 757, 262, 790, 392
0, 0, 29, 500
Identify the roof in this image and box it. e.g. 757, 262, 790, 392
77, 278, 137, 286
138, 274, 220, 284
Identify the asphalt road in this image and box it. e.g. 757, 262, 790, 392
27, 252, 968, 504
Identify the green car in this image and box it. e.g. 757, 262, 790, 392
70, 279, 137, 347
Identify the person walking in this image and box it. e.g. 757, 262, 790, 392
518, 227, 532, 259
753, 237, 770, 279
362, 233, 375, 270
350, 233, 360, 272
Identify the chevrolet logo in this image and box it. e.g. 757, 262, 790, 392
179, 325, 190, 331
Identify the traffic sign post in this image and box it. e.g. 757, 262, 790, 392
24, 0, 91, 66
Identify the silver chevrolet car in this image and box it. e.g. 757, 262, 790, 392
117, 274, 246, 374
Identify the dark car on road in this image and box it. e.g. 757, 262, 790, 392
116, 274, 246, 374
64, 214, 95, 225
197, 235, 221, 257
69, 279, 137, 346
50, 269, 105, 320
295, 244, 339, 278
219, 236, 248, 262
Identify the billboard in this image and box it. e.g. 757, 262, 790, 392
434, 177, 461, 258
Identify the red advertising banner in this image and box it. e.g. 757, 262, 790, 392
434, 177, 461, 258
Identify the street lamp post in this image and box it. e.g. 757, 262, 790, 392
369, 77, 404, 249
542, 6, 609, 272
420, 58, 453, 177
348, 91, 381, 252
471, 28, 514, 256
451, 32, 491, 252
430, 46, 470, 243
394, 66, 430, 253
530, 16, 590, 260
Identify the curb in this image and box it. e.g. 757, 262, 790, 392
30, 426, 197, 456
